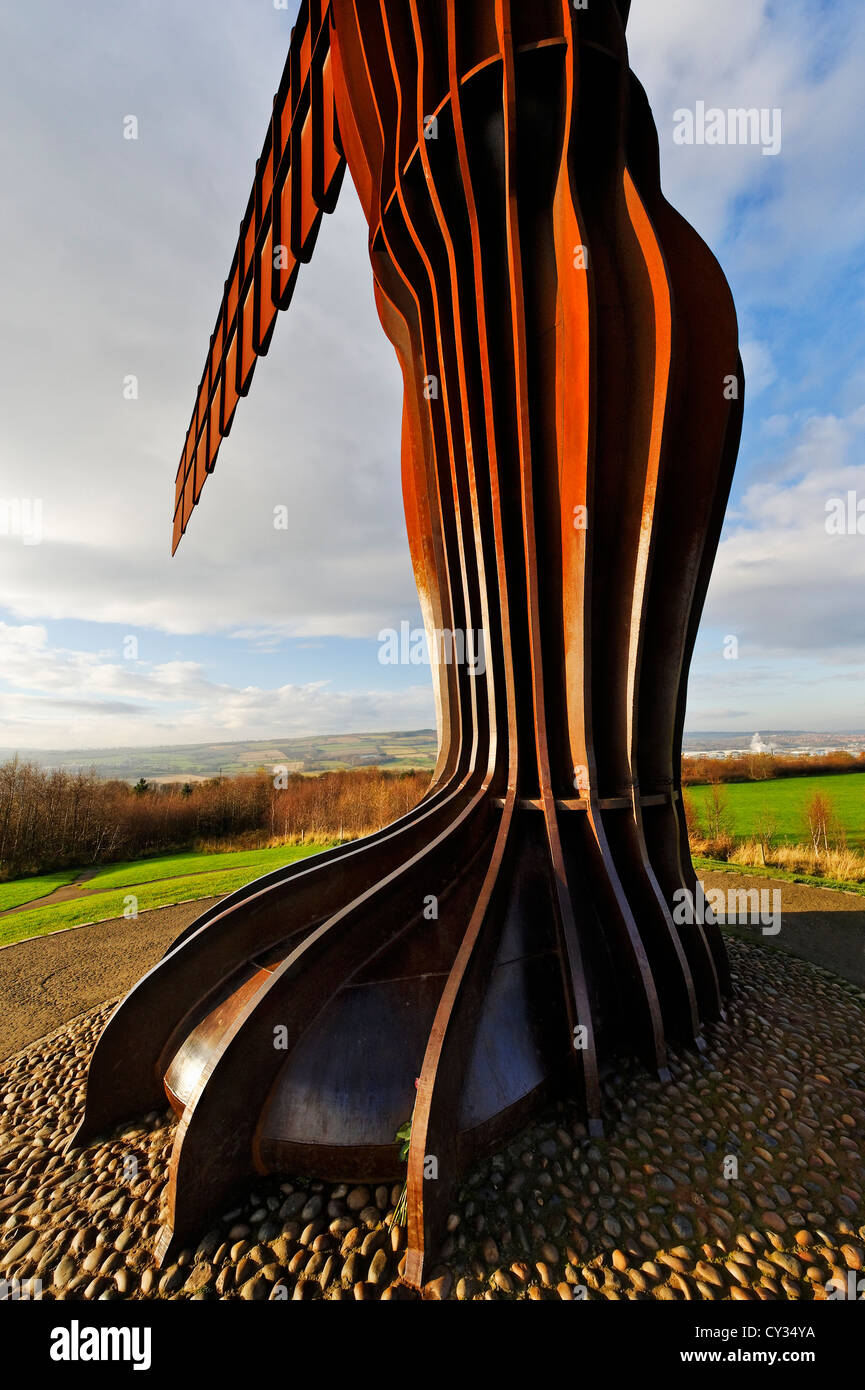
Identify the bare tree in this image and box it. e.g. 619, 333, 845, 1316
681, 788, 698, 839
702, 778, 734, 845
0, 757, 430, 879
754, 799, 778, 866
805, 792, 832, 857
804, 790, 845, 859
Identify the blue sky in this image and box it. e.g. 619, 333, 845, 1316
0, 0, 864, 749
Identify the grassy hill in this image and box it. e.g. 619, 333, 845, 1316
688, 771, 865, 849
2, 730, 438, 782
0, 842, 333, 948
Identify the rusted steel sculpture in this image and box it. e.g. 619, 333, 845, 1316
75, 0, 744, 1287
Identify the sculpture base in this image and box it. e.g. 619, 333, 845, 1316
73, 785, 720, 1278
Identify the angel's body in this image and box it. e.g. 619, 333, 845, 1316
77, 0, 743, 1285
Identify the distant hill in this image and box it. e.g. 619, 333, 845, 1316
2, 730, 439, 782
4, 727, 864, 783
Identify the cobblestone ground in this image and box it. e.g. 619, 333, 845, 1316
1, 938, 863, 1301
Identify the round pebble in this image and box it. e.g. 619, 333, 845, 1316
0, 941, 861, 1300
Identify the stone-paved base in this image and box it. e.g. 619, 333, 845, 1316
1, 938, 863, 1301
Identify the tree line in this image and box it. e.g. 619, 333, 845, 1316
0, 759, 429, 879
681, 750, 864, 786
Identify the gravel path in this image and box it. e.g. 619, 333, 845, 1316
702, 870, 865, 988
2, 870, 859, 1065
0, 899, 223, 1060
0, 869, 101, 920
1, 866, 244, 919
0, 938, 862, 1302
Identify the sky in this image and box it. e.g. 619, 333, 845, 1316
0, 0, 863, 751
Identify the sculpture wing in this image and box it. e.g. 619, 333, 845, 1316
172, 0, 345, 553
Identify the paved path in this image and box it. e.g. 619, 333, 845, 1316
702, 869, 865, 989
0, 897, 223, 1060
0, 868, 102, 919
0, 871, 862, 1064
0, 865, 227, 919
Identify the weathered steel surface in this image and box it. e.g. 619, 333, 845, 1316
171, 0, 346, 555
75, 0, 744, 1288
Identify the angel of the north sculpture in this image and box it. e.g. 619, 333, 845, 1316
74, 0, 744, 1289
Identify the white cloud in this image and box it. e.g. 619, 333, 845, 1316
628, 0, 865, 300
739, 340, 777, 398
701, 406, 865, 655
0, 0, 409, 642
1, 0, 864, 747
0, 622, 434, 749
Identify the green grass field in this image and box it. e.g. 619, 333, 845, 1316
4, 769, 863, 952
0, 842, 332, 950
0, 869, 80, 913
687, 772, 865, 848
84, 842, 336, 893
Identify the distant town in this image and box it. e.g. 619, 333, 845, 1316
683, 731, 865, 761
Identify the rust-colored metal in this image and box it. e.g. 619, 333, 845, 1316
75, 0, 744, 1287
171, 0, 346, 556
